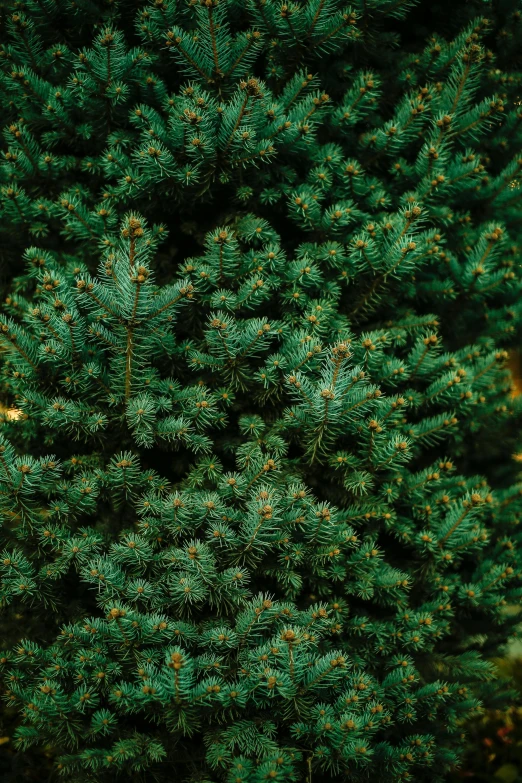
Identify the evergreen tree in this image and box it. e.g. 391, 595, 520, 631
1, 1, 522, 781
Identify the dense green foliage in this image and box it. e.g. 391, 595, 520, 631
1, 0, 522, 781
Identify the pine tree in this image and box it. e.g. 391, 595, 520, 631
1, 1, 522, 781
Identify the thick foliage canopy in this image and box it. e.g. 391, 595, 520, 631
1, 1, 522, 782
